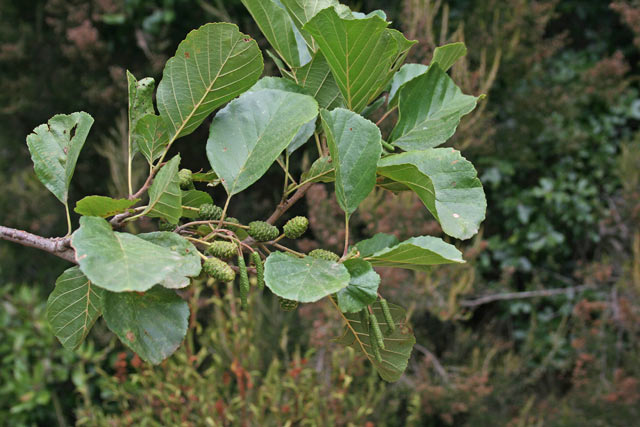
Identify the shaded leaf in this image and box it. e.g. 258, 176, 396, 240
181, 190, 213, 219
264, 252, 350, 302
74, 196, 139, 218
137, 232, 201, 289
156, 23, 263, 142
300, 156, 335, 183
336, 259, 380, 313
390, 64, 479, 150
46, 267, 104, 350
207, 89, 318, 195
321, 108, 381, 215
135, 114, 170, 165
143, 155, 182, 224
377, 149, 486, 239
26, 112, 94, 205
365, 235, 464, 271
241, 0, 310, 68
127, 71, 155, 158
192, 170, 218, 182
292, 50, 345, 110
103, 286, 189, 365
355, 233, 399, 257
281, 0, 345, 47
335, 302, 415, 382
304, 8, 411, 112
71, 216, 188, 292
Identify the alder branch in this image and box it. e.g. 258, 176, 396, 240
0, 225, 76, 264
266, 182, 312, 225
459, 285, 591, 308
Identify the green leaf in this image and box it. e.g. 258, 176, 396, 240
377, 149, 486, 239
432, 42, 467, 71
264, 252, 350, 302
71, 216, 189, 292
336, 259, 380, 313
241, 0, 310, 68
181, 190, 213, 219
390, 64, 479, 150
335, 302, 415, 382
103, 286, 189, 365
74, 196, 139, 218
137, 232, 201, 289
280, 0, 347, 48
365, 235, 464, 271
127, 71, 155, 158
388, 63, 428, 108
248, 77, 317, 154
320, 108, 382, 215
143, 155, 182, 224
304, 8, 415, 112
300, 156, 335, 183
134, 114, 169, 165
355, 233, 399, 257
26, 112, 94, 205
207, 89, 318, 195
192, 170, 218, 182
156, 23, 263, 142
292, 50, 345, 110
46, 267, 104, 350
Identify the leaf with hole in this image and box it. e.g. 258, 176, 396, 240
207, 88, 318, 195
336, 259, 380, 313
26, 112, 94, 206
46, 266, 104, 350
264, 252, 350, 302
72, 216, 189, 292
321, 108, 382, 215
335, 302, 415, 382
103, 286, 189, 365
156, 23, 263, 142
127, 71, 155, 159
377, 149, 486, 239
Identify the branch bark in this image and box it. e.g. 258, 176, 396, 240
0, 226, 76, 264
459, 285, 591, 308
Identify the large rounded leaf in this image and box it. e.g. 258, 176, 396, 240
365, 236, 464, 271
156, 23, 263, 142
264, 252, 350, 302
103, 286, 189, 365
71, 217, 189, 292
207, 88, 318, 195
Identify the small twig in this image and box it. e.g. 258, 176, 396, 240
375, 106, 397, 126
459, 285, 591, 308
270, 242, 304, 257
266, 182, 312, 225
0, 225, 76, 263
414, 344, 449, 383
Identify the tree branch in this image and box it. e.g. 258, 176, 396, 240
0, 226, 76, 264
265, 182, 312, 225
459, 285, 591, 308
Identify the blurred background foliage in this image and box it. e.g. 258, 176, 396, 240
1, 0, 639, 425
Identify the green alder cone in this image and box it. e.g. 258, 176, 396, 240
206, 241, 237, 259
158, 221, 175, 232
283, 216, 309, 239
248, 221, 279, 242
223, 217, 241, 233
279, 297, 299, 312
178, 168, 193, 190
199, 203, 223, 221
203, 257, 235, 282
308, 249, 340, 262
